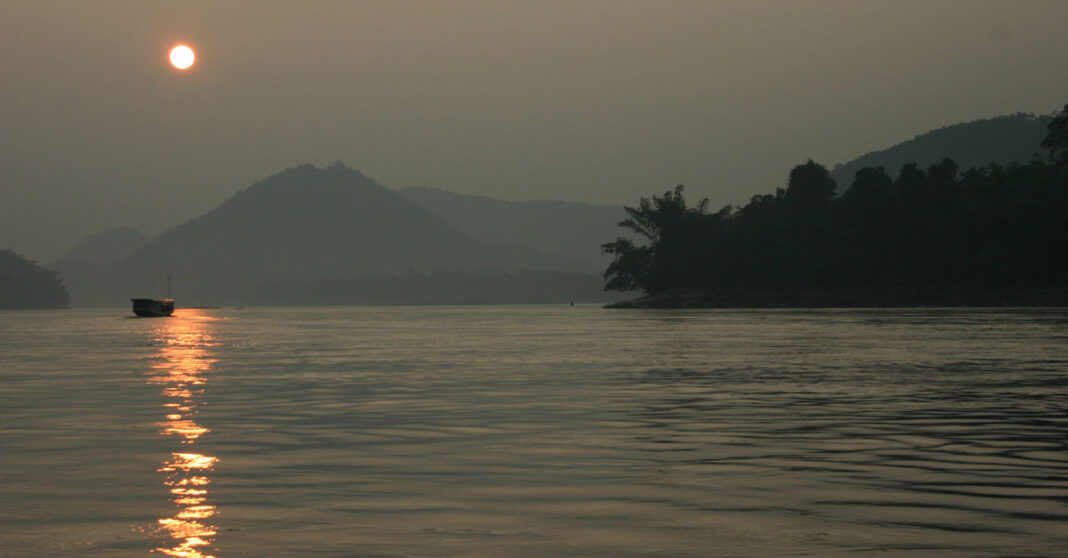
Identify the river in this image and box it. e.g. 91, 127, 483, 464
2, 305, 1066, 556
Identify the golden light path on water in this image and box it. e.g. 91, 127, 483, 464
147, 309, 220, 558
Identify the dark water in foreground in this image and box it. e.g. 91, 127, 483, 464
2, 306, 1067, 557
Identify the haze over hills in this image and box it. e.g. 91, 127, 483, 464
47, 227, 150, 306
55, 163, 601, 306
398, 187, 623, 269
42, 109, 1061, 308
830, 113, 1051, 188
51, 227, 149, 265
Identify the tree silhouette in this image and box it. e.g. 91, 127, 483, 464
785, 160, 836, 212
604, 134, 1068, 305
927, 157, 959, 184
602, 185, 711, 293
843, 166, 892, 202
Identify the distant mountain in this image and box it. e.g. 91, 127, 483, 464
52, 227, 148, 264
0, 249, 69, 309
831, 113, 1052, 189
59, 163, 593, 306
399, 187, 624, 268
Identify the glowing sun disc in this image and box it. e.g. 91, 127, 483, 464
169, 45, 195, 70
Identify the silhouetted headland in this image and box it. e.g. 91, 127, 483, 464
0, 249, 70, 309
605, 105, 1068, 308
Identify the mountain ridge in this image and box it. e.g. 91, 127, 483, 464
58, 163, 593, 306
830, 113, 1051, 188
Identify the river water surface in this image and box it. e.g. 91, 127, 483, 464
2, 306, 1067, 557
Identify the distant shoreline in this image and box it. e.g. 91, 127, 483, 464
606, 287, 1068, 309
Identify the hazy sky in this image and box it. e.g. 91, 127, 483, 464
2, 1, 1066, 260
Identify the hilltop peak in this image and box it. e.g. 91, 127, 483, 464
80, 164, 588, 305
229, 163, 384, 207
258, 161, 369, 182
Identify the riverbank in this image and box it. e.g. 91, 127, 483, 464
606, 286, 1068, 308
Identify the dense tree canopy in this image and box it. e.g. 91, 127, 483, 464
604, 117, 1068, 306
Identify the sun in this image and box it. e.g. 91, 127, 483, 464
169, 45, 196, 70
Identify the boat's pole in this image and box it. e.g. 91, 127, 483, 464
167, 271, 172, 299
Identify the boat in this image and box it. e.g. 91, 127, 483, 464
132, 274, 175, 317
131, 298, 175, 317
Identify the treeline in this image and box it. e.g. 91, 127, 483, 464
603, 105, 1068, 307
0, 250, 70, 309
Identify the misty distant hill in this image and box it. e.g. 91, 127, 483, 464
399, 187, 624, 269
831, 113, 1052, 188
51, 227, 149, 264
59, 163, 594, 306
48, 228, 149, 304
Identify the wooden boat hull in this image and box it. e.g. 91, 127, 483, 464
131, 298, 175, 317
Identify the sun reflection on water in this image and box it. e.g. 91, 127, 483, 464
148, 310, 221, 558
